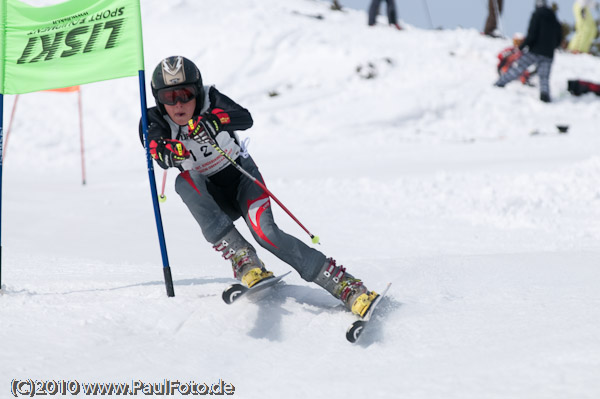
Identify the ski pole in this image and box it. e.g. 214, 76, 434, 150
422, 0, 434, 29
199, 134, 320, 244
159, 169, 167, 202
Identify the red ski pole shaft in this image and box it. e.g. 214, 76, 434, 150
160, 170, 167, 199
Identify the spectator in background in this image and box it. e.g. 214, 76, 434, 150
368, 0, 402, 30
484, 0, 504, 37
494, 0, 562, 103
567, 0, 598, 53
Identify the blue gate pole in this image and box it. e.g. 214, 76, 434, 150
138, 71, 174, 297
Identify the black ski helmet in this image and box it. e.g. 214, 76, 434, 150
151, 56, 204, 115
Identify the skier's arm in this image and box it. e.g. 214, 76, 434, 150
520, 14, 539, 51
206, 87, 253, 132
138, 108, 170, 144
555, 19, 563, 49
138, 108, 176, 170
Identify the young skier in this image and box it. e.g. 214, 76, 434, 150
139, 56, 378, 317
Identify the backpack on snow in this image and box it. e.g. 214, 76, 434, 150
567, 80, 600, 96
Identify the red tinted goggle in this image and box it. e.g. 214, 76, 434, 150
157, 85, 197, 105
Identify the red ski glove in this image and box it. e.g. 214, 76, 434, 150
187, 109, 231, 145
149, 138, 190, 168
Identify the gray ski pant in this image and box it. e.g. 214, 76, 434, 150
368, 0, 398, 25
496, 51, 553, 96
175, 155, 326, 282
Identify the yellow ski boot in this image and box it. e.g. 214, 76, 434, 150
350, 291, 379, 317
213, 229, 273, 288
314, 258, 377, 317
230, 248, 273, 288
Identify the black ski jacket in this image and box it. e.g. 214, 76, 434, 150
519, 6, 562, 58
138, 86, 253, 185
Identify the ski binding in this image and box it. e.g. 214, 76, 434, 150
222, 271, 291, 304
346, 282, 392, 343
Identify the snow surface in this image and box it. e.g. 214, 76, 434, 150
2, 0, 600, 398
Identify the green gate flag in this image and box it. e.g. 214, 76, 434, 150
0, 0, 144, 94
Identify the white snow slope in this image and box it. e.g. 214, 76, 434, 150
2, 1, 600, 398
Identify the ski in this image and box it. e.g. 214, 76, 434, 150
222, 271, 291, 305
346, 282, 392, 343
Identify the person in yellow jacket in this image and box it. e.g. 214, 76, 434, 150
568, 0, 598, 53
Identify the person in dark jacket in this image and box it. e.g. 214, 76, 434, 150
368, 0, 402, 30
139, 56, 379, 317
494, 0, 562, 102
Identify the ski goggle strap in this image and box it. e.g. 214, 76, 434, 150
157, 84, 197, 106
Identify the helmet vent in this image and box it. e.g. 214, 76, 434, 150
161, 56, 186, 86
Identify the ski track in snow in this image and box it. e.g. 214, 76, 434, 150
2, 1, 600, 398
